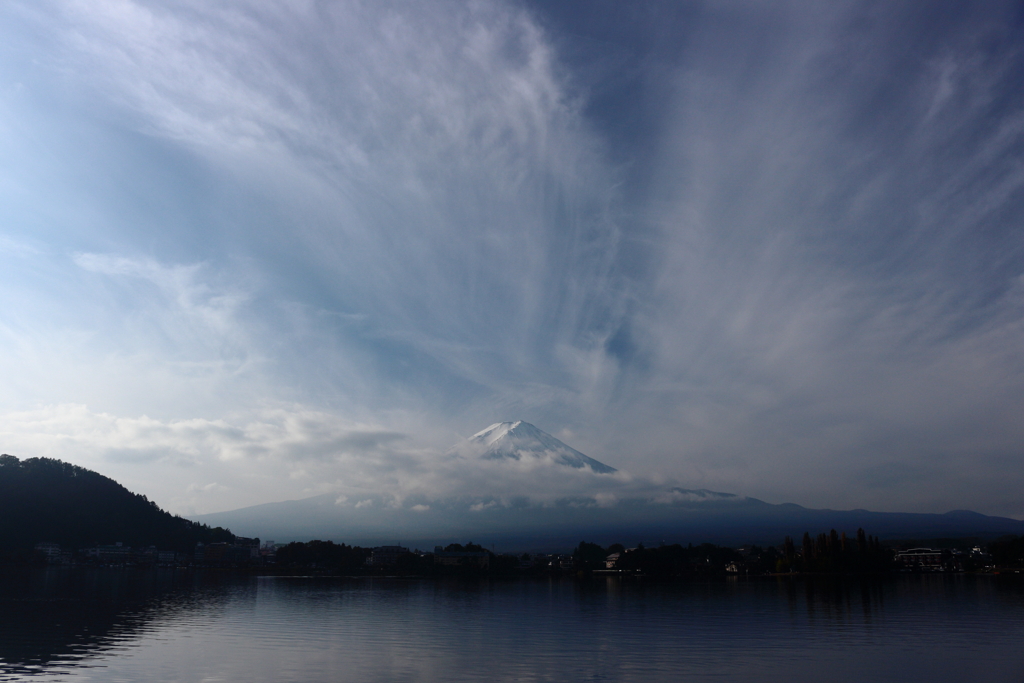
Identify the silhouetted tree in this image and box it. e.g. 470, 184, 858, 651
276, 540, 370, 570
989, 536, 1024, 568
792, 527, 893, 574
572, 541, 609, 572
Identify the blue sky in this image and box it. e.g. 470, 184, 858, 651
1, 0, 1023, 518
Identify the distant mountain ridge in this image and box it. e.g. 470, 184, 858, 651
451, 421, 617, 474
9, 442, 1021, 557
193, 489, 1024, 551
0, 454, 234, 553
192, 422, 1024, 549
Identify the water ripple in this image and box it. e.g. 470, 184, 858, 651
2, 573, 1024, 682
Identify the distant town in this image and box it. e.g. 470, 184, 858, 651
21, 533, 1024, 577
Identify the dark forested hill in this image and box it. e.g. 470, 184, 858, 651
0, 454, 233, 553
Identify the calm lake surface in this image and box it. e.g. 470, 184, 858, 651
1, 569, 1022, 682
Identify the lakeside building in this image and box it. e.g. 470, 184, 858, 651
433, 547, 490, 569
896, 548, 943, 567
34, 542, 61, 563
87, 542, 131, 563
895, 548, 967, 572
366, 546, 411, 567
235, 537, 261, 560
195, 539, 262, 566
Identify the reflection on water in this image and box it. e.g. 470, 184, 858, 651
0, 568, 233, 679
2, 571, 1023, 682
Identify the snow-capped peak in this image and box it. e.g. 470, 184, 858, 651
456, 421, 617, 474
471, 420, 527, 445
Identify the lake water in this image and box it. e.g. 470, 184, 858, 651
1, 569, 1023, 682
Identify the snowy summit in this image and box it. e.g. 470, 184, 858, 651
454, 421, 617, 474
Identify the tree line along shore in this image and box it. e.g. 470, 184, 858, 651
14, 536, 1024, 579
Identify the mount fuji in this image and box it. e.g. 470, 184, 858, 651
192, 421, 1024, 550
451, 421, 617, 474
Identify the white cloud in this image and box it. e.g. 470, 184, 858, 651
0, 234, 41, 257
73, 252, 248, 342
0, 402, 692, 517
0, 403, 434, 513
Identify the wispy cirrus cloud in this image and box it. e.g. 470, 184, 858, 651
0, 1, 1023, 520
594, 1, 1024, 515
37, 0, 631, 407
73, 253, 248, 341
